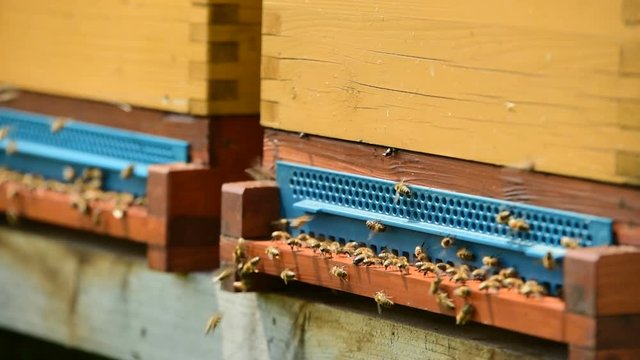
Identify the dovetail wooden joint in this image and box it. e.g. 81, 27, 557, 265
622, 0, 640, 25
261, 56, 279, 79
211, 80, 238, 100
190, 23, 209, 43
211, 42, 240, 63
262, 11, 282, 35
189, 62, 210, 81
212, 4, 239, 24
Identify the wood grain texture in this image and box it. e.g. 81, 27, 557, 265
564, 246, 640, 316
263, 130, 640, 245
0, 224, 567, 360
220, 235, 579, 343
0, 0, 261, 115
261, 0, 640, 185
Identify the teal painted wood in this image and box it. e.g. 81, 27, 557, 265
0, 107, 189, 195
276, 161, 613, 294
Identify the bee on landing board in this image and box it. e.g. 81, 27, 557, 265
374, 291, 394, 314
330, 265, 348, 281
280, 269, 296, 285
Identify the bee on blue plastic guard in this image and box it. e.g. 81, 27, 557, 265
366, 220, 386, 233
393, 179, 411, 203
441, 237, 454, 248
120, 164, 135, 180
51, 117, 66, 133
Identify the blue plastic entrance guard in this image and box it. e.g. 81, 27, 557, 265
0, 107, 189, 196
276, 161, 613, 294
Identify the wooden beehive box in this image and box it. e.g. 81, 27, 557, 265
260, 0, 640, 185
0, 0, 261, 115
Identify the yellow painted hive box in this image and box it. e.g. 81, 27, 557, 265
0, 0, 261, 115
261, 0, 640, 185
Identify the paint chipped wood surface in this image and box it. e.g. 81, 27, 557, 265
0, 0, 261, 115
0, 224, 565, 359
261, 0, 640, 185
262, 130, 640, 245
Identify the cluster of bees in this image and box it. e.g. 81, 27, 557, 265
222, 180, 585, 326
0, 122, 145, 224
0, 167, 146, 225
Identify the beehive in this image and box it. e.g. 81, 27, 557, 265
261, 0, 640, 185
0, 0, 261, 115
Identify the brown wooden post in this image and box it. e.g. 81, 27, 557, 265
564, 246, 640, 359
146, 163, 221, 271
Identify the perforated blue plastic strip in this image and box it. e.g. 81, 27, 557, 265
0, 107, 189, 195
276, 161, 614, 293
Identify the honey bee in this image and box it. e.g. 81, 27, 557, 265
430, 276, 443, 295
271, 231, 291, 241
112, 207, 126, 219
456, 248, 474, 261
414, 244, 428, 262
382, 147, 396, 157
519, 280, 546, 298
396, 256, 410, 274
502, 277, 524, 290
265, 246, 280, 260
452, 270, 469, 283
133, 196, 147, 207
296, 233, 310, 242
393, 179, 411, 202
362, 257, 383, 266
435, 262, 450, 273
445, 267, 458, 278
307, 238, 322, 252
71, 195, 89, 215
436, 291, 456, 310
233, 238, 246, 265
120, 164, 135, 179
355, 247, 375, 257
5, 140, 17, 155
417, 262, 436, 276
212, 268, 234, 283
280, 269, 296, 285
471, 268, 487, 280
377, 249, 394, 260
495, 210, 511, 224
62, 166, 76, 182
51, 117, 66, 133
366, 220, 386, 233
0, 126, 9, 140
453, 286, 471, 298
91, 208, 102, 226
319, 243, 334, 257
441, 237, 454, 248
499, 267, 518, 279
344, 241, 359, 251
204, 313, 222, 335
374, 291, 394, 314
542, 251, 555, 270
82, 168, 103, 180
456, 303, 474, 325
289, 214, 313, 229
508, 218, 530, 232
6, 209, 19, 226
271, 218, 288, 231
232, 280, 248, 292
383, 257, 398, 270
330, 266, 348, 281
560, 237, 580, 249
353, 254, 367, 266
482, 256, 499, 268
286, 237, 303, 251
240, 256, 261, 276
479, 279, 502, 292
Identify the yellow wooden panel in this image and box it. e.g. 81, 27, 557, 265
261, 0, 640, 185
0, 0, 261, 115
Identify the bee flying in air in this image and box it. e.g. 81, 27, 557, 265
414, 244, 428, 262
271, 231, 291, 242
482, 256, 499, 268
430, 276, 442, 295
204, 313, 222, 335
289, 214, 313, 229
453, 286, 471, 299
436, 291, 456, 310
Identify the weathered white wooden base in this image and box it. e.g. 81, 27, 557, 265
0, 223, 565, 360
